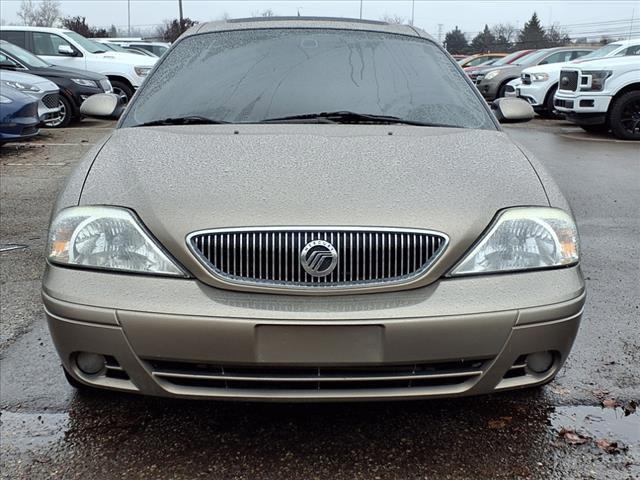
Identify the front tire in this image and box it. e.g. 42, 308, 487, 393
109, 80, 134, 105
608, 90, 640, 140
538, 85, 559, 118
44, 95, 73, 128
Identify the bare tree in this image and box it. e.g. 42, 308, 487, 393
217, 12, 230, 21
18, 0, 60, 27
380, 14, 407, 25
17, 0, 37, 25
491, 23, 518, 45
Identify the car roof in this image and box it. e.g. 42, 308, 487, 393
186, 17, 434, 41
0, 26, 70, 33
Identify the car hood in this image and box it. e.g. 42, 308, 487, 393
80, 125, 549, 286
36, 65, 107, 81
92, 51, 157, 66
0, 69, 59, 91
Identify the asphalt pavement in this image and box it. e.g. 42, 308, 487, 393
0, 118, 638, 479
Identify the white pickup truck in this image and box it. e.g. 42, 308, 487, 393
0, 26, 157, 103
554, 55, 639, 140
514, 39, 640, 117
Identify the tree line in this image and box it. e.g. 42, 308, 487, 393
444, 13, 572, 54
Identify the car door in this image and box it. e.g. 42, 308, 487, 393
30, 31, 85, 69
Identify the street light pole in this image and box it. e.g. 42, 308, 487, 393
411, 0, 415, 26
178, 0, 184, 25
127, 0, 131, 36
359, 0, 363, 19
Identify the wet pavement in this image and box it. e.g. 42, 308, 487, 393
1, 119, 638, 479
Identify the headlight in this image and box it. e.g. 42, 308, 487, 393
531, 73, 549, 82
2, 80, 42, 93
484, 70, 500, 81
580, 70, 612, 91
47, 206, 187, 277
449, 207, 579, 276
0, 95, 12, 104
134, 66, 151, 77
71, 78, 98, 87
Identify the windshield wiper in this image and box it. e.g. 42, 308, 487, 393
133, 116, 230, 127
259, 111, 462, 128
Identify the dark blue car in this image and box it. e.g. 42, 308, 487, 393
0, 85, 39, 144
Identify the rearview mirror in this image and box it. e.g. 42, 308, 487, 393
80, 93, 124, 120
58, 44, 75, 56
492, 97, 534, 123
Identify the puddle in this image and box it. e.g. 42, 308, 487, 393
0, 411, 69, 453
551, 405, 640, 446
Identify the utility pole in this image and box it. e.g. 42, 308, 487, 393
630, 9, 636, 40
127, 0, 131, 36
359, 0, 363, 19
411, 0, 415, 26
437, 23, 443, 43
178, 0, 184, 25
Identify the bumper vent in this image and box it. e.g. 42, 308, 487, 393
41, 93, 60, 109
148, 359, 488, 392
188, 228, 448, 290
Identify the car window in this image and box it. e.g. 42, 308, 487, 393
466, 56, 491, 66
0, 52, 21, 67
33, 32, 73, 56
1, 41, 49, 67
621, 45, 640, 56
539, 51, 573, 65
0, 31, 27, 48
123, 28, 495, 130
63, 31, 106, 53
570, 50, 593, 60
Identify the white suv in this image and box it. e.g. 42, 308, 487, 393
0, 26, 157, 103
514, 39, 640, 117
554, 55, 640, 140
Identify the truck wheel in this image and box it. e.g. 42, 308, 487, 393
538, 85, 558, 118
608, 90, 640, 140
110, 80, 134, 105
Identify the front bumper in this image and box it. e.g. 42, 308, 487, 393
517, 82, 550, 107
43, 264, 585, 401
476, 78, 502, 101
554, 91, 612, 118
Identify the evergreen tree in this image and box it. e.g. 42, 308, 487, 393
517, 12, 547, 49
443, 26, 469, 54
470, 24, 496, 53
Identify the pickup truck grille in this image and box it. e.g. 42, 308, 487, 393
521, 73, 532, 85
559, 70, 579, 91
188, 227, 448, 290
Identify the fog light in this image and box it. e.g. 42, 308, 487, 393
526, 351, 554, 374
76, 352, 105, 375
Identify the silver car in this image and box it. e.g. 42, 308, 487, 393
44, 18, 584, 401
0, 69, 61, 123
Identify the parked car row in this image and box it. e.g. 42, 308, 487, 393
1, 26, 164, 143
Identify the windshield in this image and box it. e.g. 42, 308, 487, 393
122, 29, 494, 130
1, 40, 49, 67
491, 50, 528, 66
64, 31, 107, 53
579, 43, 621, 60
513, 49, 550, 66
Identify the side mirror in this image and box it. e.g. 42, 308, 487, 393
492, 97, 534, 123
80, 93, 124, 119
58, 44, 76, 56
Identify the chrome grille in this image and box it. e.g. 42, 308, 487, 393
521, 73, 532, 85
188, 228, 448, 289
41, 93, 59, 108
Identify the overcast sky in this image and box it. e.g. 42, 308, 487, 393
1, 0, 638, 40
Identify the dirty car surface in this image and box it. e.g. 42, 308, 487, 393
43, 18, 584, 401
